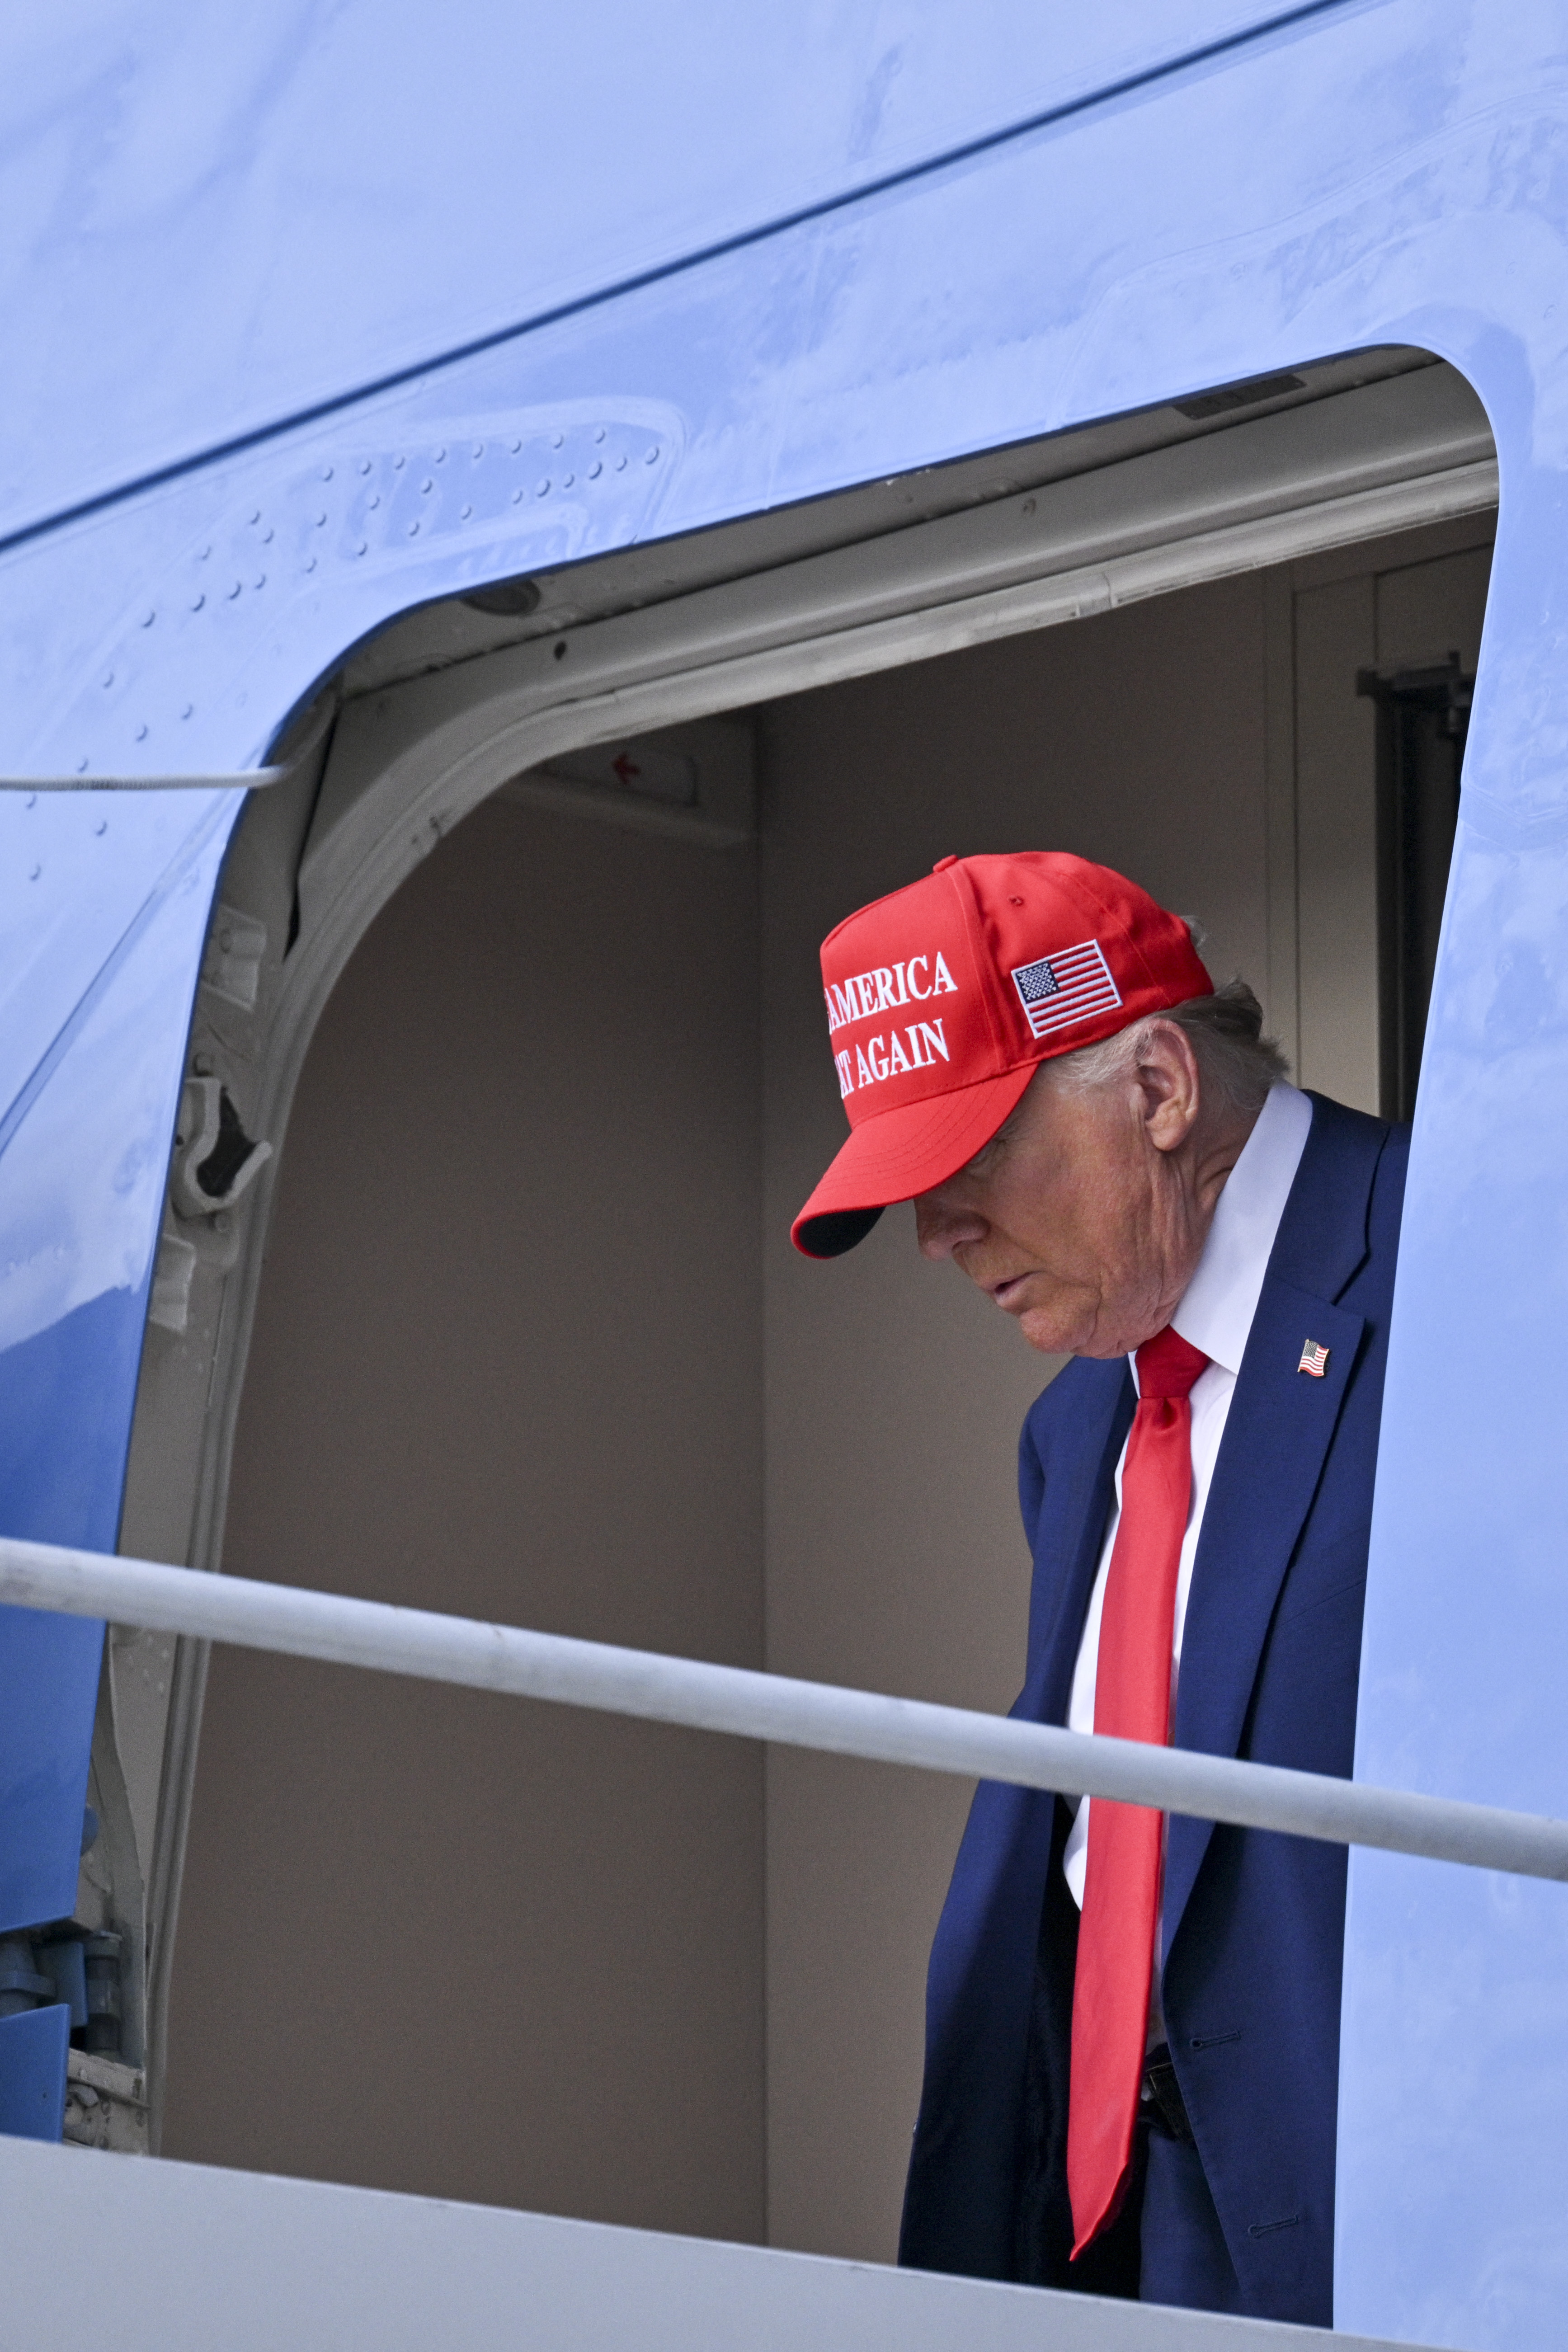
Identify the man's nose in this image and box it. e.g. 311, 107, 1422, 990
914, 1188, 988, 1261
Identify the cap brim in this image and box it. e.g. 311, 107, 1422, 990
791, 1063, 1038, 1259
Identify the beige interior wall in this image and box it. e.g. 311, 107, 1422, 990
162, 798, 767, 2239
162, 513, 1493, 2263
1292, 517, 1495, 1110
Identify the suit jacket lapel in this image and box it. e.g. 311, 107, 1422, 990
1017, 1364, 1134, 1731
1161, 1095, 1384, 1959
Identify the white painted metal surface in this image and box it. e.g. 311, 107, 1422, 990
0, 2135, 1439, 2352
2, 1536, 1564, 1884
0, 769, 287, 792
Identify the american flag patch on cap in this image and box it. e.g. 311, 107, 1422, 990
1298, 1338, 1330, 1378
1010, 938, 1122, 1040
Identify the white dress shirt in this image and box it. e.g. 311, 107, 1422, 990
1060, 1082, 1314, 1930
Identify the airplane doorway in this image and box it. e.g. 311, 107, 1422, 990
111, 352, 1493, 2263
153, 498, 1493, 2259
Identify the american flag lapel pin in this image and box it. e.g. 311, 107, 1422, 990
1298, 1338, 1330, 1378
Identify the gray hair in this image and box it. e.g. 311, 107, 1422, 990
1053, 976, 1290, 1116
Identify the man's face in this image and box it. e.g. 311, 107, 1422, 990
912, 1035, 1205, 1360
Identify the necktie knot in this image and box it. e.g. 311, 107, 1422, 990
1134, 1324, 1209, 1402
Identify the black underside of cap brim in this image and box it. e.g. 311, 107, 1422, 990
794, 1204, 885, 1260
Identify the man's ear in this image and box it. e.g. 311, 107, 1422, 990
1135, 1021, 1202, 1154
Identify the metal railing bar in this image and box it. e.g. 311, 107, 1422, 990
0, 770, 287, 792
2, 1535, 1563, 1884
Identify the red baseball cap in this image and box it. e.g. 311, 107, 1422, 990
791, 851, 1213, 1258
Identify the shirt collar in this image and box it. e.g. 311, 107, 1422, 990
1167, 1082, 1314, 1378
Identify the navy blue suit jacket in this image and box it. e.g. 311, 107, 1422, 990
898, 1094, 1409, 2326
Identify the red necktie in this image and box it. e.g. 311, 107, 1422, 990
1068, 1324, 1210, 2257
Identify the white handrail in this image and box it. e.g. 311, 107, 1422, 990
0, 769, 286, 791
2, 1534, 1563, 1884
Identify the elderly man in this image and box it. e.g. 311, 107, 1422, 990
791, 851, 1408, 2328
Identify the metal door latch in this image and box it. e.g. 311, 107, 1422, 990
172, 1078, 273, 1218
200, 903, 268, 1011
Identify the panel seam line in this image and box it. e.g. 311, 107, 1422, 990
0, 0, 1363, 564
